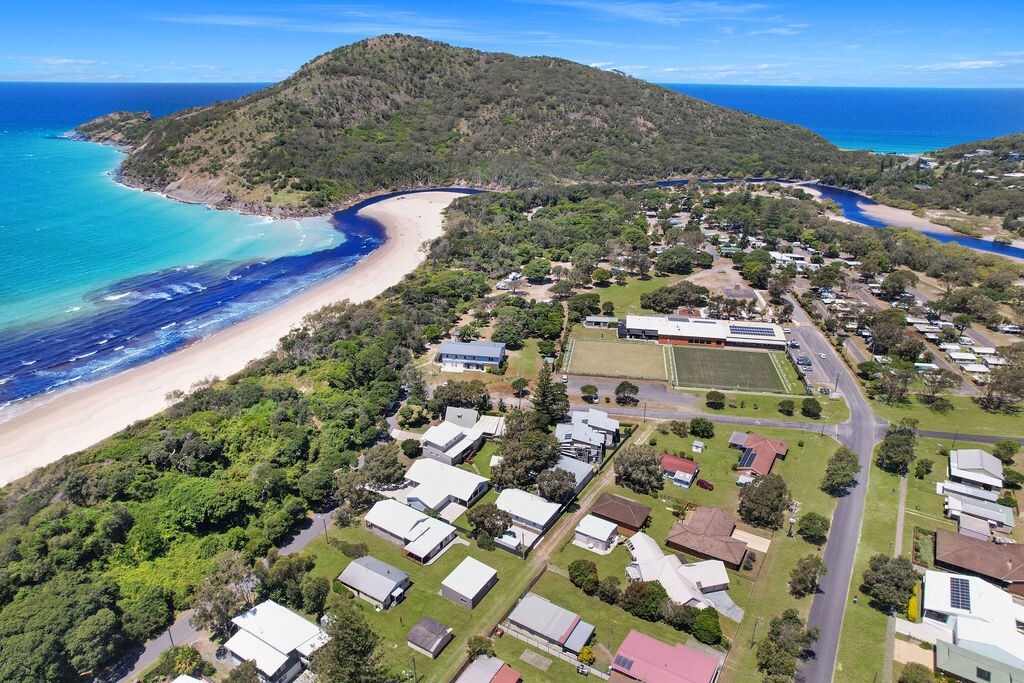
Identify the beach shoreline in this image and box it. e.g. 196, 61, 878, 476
0, 190, 469, 486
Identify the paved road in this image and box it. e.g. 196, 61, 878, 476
789, 299, 889, 683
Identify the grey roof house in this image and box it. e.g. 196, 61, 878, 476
337, 556, 410, 609
435, 340, 506, 371
507, 593, 595, 655
555, 409, 620, 463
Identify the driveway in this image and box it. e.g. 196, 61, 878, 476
704, 589, 745, 623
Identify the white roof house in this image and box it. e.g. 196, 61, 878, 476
982, 356, 1007, 367
421, 420, 486, 465
404, 458, 488, 510
949, 449, 1003, 489
224, 600, 329, 683
364, 499, 458, 562
922, 570, 1024, 669
971, 346, 996, 355
961, 363, 989, 375
496, 488, 561, 532
948, 351, 978, 364
576, 514, 618, 543
625, 532, 730, 610
937, 480, 1000, 503
944, 493, 1015, 529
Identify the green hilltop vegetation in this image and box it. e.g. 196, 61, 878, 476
76, 34, 874, 213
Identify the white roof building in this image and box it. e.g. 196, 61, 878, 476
224, 600, 329, 683
364, 499, 458, 562
922, 570, 1024, 670
948, 351, 979, 364
576, 514, 618, 542
945, 493, 1015, 529
496, 488, 561, 532
442, 556, 498, 608
623, 315, 786, 349
950, 449, 1003, 490
404, 458, 488, 510
625, 532, 730, 610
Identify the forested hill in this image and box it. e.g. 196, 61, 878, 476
76, 34, 869, 214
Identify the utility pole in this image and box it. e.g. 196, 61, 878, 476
323, 517, 329, 541
411, 654, 417, 683
833, 371, 840, 393
952, 428, 960, 450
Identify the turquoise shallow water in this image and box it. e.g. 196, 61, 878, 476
0, 127, 341, 329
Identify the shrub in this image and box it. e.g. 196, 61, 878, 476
777, 399, 794, 416
476, 534, 495, 550
898, 663, 935, 683
597, 576, 621, 604
689, 417, 714, 439
669, 420, 688, 438
801, 397, 822, 419
705, 391, 726, 410
581, 574, 600, 595
578, 645, 596, 666
400, 439, 422, 458
914, 458, 933, 480
467, 635, 495, 659
742, 551, 757, 571
621, 581, 668, 621
568, 559, 598, 587
692, 607, 723, 645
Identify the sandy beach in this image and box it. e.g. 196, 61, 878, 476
0, 190, 469, 486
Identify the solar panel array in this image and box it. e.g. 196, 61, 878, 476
729, 324, 777, 337
738, 448, 757, 469
613, 655, 634, 671
949, 576, 972, 610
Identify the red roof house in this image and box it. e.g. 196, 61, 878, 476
660, 453, 700, 488
729, 432, 788, 478
610, 630, 720, 683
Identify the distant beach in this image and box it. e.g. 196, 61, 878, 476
0, 191, 467, 485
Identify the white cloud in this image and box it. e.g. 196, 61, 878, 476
520, 0, 770, 26
910, 59, 1015, 71
6, 55, 106, 65
589, 61, 614, 68
748, 23, 808, 36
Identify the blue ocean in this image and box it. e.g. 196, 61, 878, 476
664, 84, 1024, 154
1, 82, 1022, 408
0, 82, 388, 409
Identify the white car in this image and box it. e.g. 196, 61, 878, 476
818, 353, 826, 359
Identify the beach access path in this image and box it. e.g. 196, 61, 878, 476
0, 191, 470, 486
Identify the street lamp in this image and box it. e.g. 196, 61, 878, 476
788, 517, 797, 537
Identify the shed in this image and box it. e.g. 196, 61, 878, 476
507, 593, 595, 654
456, 656, 523, 683
442, 556, 498, 609
337, 556, 410, 609
406, 617, 453, 659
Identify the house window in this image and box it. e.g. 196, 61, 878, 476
976, 668, 991, 682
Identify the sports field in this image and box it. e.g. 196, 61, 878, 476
670, 346, 796, 393
566, 339, 667, 380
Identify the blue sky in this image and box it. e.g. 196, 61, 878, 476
3, 1, 1024, 86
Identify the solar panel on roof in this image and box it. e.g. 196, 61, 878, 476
613, 655, 634, 670
738, 448, 757, 469
949, 576, 972, 610
729, 325, 777, 337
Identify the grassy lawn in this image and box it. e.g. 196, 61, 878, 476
305, 523, 530, 683
684, 390, 851, 424
592, 275, 677, 316
492, 630, 583, 682
567, 338, 668, 380
463, 442, 500, 479
869, 394, 1024, 438
506, 338, 543, 379
671, 347, 789, 394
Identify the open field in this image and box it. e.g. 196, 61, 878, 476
868, 394, 1024, 438
681, 389, 851, 424
566, 339, 668, 380
592, 275, 677, 316
671, 346, 793, 393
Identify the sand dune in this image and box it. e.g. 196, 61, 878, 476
0, 191, 469, 486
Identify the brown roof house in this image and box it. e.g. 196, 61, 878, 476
934, 529, 1024, 596
591, 493, 652, 534
666, 507, 748, 570
729, 432, 788, 481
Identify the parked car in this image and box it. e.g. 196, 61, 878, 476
561, 374, 569, 383
696, 479, 714, 491
783, 328, 792, 334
